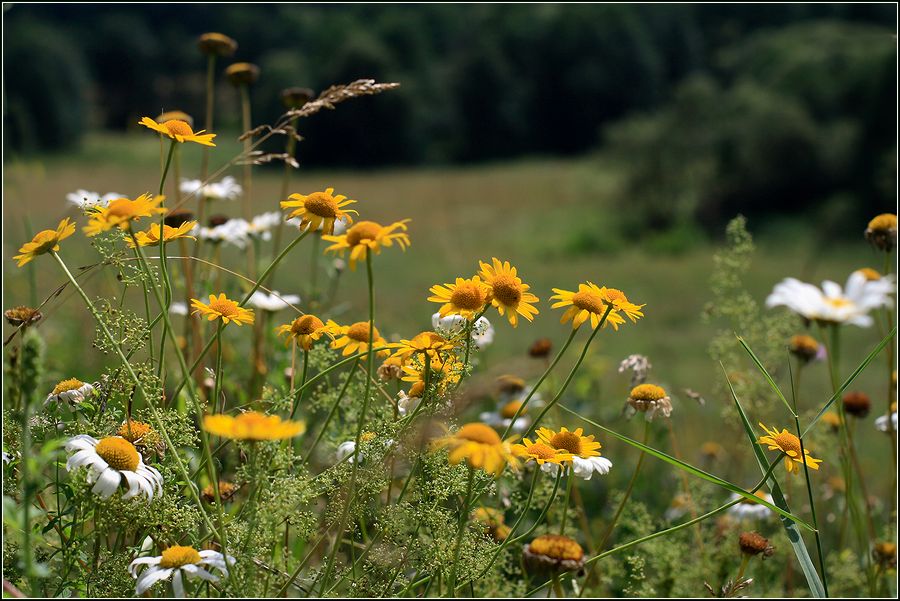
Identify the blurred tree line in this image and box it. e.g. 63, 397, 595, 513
3, 3, 896, 232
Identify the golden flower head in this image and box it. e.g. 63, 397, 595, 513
203, 411, 306, 441
788, 334, 821, 363
328, 320, 389, 357
842, 391, 871, 418
477, 258, 540, 327
428, 276, 491, 319
277, 314, 328, 350
550, 281, 642, 330
535, 426, 601, 460
127, 221, 197, 248
13, 218, 76, 266
225, 62, 260, 86
627, 384, 672, 420
191, 293, 255, 326
322, 219, 411, 270
523, 534, 586, 573
738, 531, 774, 557
758, 422, 822, 475
202, 481, 239, 503
83, 194, 166, 237
512, 438, 570, 465
865, 213, 897, 251
159, 545, 202, 569
280, 187, 357, 235
432, 422, 519, 477
140, 117, 216, 146
389, 331, 455, 362
198, 32, 238, 56
155, 110, 194, 127
281, 86, 315, 108
5, 306, 42, 327
117, 420, 154, 444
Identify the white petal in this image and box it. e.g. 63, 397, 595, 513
182, 564, 221, 582
65, 435, 98, 452
91, 468, 122, 498
129, 556, 161, 577
66, 449, 99, 472
172, 569, 185, 597
136, 567, 173, 594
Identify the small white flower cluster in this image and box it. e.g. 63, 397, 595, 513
196, 211, 284, 248
66, 190, 124, 210
875, 410, 898, 433
431, 312, 494, 349
727, 492, 774, 520
246, 290, 301, 312
180, 176, 242, 201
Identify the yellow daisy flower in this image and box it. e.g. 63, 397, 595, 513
477, 258, 540, 326
83, 194, 167, 237
139, 117, 216, 146
276, 314, 329, 350
428, 276, 491, 319
203, 411, 306, 440
388, 331, 456, 362
190, 293, 255, 326
321, 219, 411, 270
13, 218, 76, 266
536, 427, 602, 459
328, 320, 389, 356
513, 438, 571, 466
126, 221, 197, 247
432, 422, 519, 477
757, 423, 823, 474
549, 282, 630, 330
280, 187, 358, 235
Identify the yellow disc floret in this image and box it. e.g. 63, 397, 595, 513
95, 437, 140, 472
159, 545, 202, 568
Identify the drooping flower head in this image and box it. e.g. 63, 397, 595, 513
322, 219, 411, 269
83, 194, 166, 237
865, 213, 897, 252
65, 435, 163, 500
46, 378, 94, 406
224, 62, 260, 86
127, 221, 197, 247
203, 411, 306, 440
550, 282, 642, 330
280, 187, 358, 235
139, 117, 216, 146
428, 276, 490, 319
523, 534, 586, 573
477, 258, 540, 327
757, 423, 822, 475
197, 32, 238, 56
13, 219, 76, 266
432, 422, 520, 477
626, 383, 673, 421
190, 293, 255, 326
276, 314, 328, 350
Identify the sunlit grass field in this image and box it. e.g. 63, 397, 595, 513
4, 132, 888, 482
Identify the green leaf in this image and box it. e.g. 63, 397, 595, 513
722, 364, 827, 598
736, 334, 795, 415
558, 404, 813, 529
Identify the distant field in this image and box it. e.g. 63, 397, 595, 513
3, 133, 890, 491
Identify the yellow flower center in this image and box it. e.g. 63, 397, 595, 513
527, 442, 558, 460
571, 290, 605, 314
52, 378, 84, 395
291, 315, 324, 336
500, 400, 525, 419
346, 221, 382, 246
529, 534, 584, 561
773, 431, 803, 456
209, 298, 241, 319
868, 213, 897, 232
117, 421, 153, 443
303, 192, 339, 218
549, 431, 582, 455
94, 437, 140, 472
457, 423, 501, 446
857, 267, 882, 281
604, 288, 626, 303
164, 119, 194, 137
347, 321, 378, 342
491, 275, 522, 306
825, 297, 853, 309
450, 282, 487, 311
630, 384, 667, 401
159, 545, 202, 569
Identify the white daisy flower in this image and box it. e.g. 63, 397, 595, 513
397, 390, 421, 417
169, 302, 188, 316
45, 378, 95, 406
246, 290, 301, 312
875, 408, 898, 433
66, 190, 123, 210
727, 491, 774, 520
431, 313, 494, 349
570, 456, 612, 480
129, 545, 234, 597
766, 271, 895, 327
246, 211, 282, 239
65, 435, 163, 500
180, 176, 242, 201
198, 220, 250, 249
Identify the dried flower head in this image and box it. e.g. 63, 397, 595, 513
225, 62, 260, 86
5, 306, 42, 327
198, 32, 238, 56
873, 542, 897, 569
202, 481, 239, 503
865, 213, 897, 251
626, 384, 672, 420
842, 391, 871, 418
281, 86, 315, 108
788, 334, 821, 363
528, 337, 553, 358
738, 531, 774, 557
164, 210, 195, 228
618, 354, 652, 386
523, 534, 586, 573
